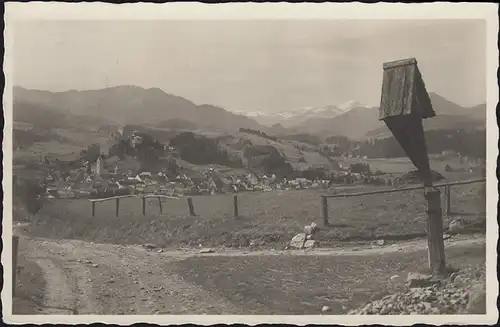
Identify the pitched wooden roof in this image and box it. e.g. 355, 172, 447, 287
379, 57, 435, 120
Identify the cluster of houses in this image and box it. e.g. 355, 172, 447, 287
41, 157, 392, 200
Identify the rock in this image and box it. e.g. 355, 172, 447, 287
466, 283, 486, 314
407, 272, 440, 288
143, 243, 156, 249
199, 248, 214, 254
306, 234, 314, 240
156, 248, 163, 253
390, 275, 400, 281
443, 233, 451, 240
92, 263, 99, 268
376, 239, 385, 246
321, 305, 331, 313
449, 219, 465, 233
289, 233, 307, 249
304, 240, 317, 249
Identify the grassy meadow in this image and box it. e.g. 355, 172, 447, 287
26, 173, 485, 249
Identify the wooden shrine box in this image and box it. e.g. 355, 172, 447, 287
379, 57, 435, 186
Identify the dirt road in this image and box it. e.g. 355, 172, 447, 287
13, 229, 485, 315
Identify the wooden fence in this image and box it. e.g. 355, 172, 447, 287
320, 178, 486, 225
88, 194, 242, 218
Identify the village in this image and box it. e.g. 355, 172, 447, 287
35, 126, 487, 202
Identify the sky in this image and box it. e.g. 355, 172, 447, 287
13, 19, 486, 113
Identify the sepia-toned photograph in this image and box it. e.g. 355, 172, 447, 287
2, 2, 498, 325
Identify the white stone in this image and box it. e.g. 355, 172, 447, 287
200, 248, 214, 254
322, 306, 331, 313
376, 239, 385, 246
289, 233, 307, 249
304, 240, 317, 249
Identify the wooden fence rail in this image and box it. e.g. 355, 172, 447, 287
321, 178, 486, 226
89, 194, 180, 217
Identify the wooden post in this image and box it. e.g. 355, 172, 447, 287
322, 196, 329, 226
92, 202, 96, 217
158, 197, 163, 214
115, 198, 120, 217
233, 195, 239, 217
425, 189, 446, 274
142, 197, 146, 216
187, 197, 196, 216
445, 185, 451, 216
12, 235, 19, 297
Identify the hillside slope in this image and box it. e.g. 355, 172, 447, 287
13, 86, 264, 132
294, 93, 486, 140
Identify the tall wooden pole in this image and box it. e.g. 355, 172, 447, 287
92, 202, 96, 217
142, 197, 146, 216
233, 195, 239, 217
12, 235, 19, 297
115, 198, 120, 217
187, 197, 196, 216
321, 196, 329, 226
158, 197, 163, 214
425, 189, 446, 274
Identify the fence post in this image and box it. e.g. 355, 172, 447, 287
142, 197, 146, 216
322, 196, 329, 226
187, 197, 196, 216
115, 198, 120, 217
158, 197, 163, 214
425, 189, 446, 274
445, 186, 451, 216
92, 202, 96, 217
13, 235, 19, 297
233, 195, 239, 217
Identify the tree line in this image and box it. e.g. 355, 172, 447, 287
325, 129, 486, 159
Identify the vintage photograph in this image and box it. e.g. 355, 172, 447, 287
3, 2, 498, 325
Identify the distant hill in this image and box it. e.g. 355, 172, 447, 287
294, 93, 486, 140
13, 100, 111, 130
366, 94, 486, 138
295, 106, 381, 140
13, 85, 265, 133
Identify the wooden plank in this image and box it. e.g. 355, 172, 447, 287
12, 235, 19, 297
89, 194, 137, 203
322, 179, 485, 199
383, 57, 417, 70
425, 189, 446, 274
89, 194, 179, 203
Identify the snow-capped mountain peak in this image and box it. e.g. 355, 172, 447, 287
231, 100, 366, 127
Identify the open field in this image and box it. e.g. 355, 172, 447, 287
170, 242, 486, 314
26, 176, 485, 249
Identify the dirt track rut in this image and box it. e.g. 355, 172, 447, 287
17, 232, 485, 315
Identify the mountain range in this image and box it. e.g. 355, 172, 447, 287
13, 86, 485, 140
233, 100, 365, 127
13, 85, 263, 133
